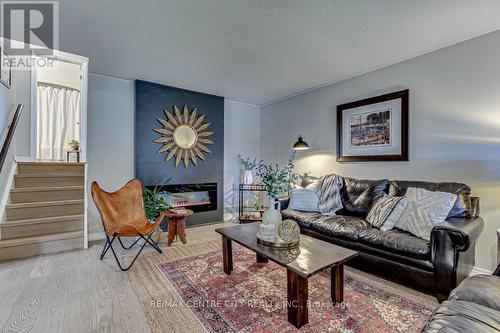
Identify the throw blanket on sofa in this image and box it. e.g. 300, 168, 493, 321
316, 174, 343, 215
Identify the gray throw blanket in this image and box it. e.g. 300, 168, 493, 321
316, 174, 343, 215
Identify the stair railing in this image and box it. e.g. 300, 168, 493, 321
0, 104, 24, 174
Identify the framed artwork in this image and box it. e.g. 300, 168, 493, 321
0, 47, 12, 88
336, 89, 409, 162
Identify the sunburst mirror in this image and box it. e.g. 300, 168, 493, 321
153, 105, 214, 168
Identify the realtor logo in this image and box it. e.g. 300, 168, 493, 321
1, 1, 58, 55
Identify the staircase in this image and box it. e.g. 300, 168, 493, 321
0, 162, 85, 261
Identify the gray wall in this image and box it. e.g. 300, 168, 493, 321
0, 71, 18, 218
87, 74, 134, 236
261, 30, 500, 272
86, 74, 260, 237
135, 80, 224, 226
0, 81, 12, 135
224, 100, 261, 220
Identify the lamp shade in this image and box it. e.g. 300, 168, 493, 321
293, 136, 309, 150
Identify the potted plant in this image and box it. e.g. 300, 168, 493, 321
143, 178, 172, 242
254, 201, 262, 218
143, 177, 172, 221
69, 139, 80, 151
238, 155, 263, 185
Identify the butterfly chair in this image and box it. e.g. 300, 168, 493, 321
91, 179, 165, 271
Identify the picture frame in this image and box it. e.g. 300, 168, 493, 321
336, 89, 409, 162
0, 47, 12, 88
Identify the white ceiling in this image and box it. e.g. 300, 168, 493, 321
59, 0, 500, 105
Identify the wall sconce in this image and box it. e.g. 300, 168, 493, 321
292, 135, 309, 150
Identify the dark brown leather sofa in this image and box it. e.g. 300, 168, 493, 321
424, 264, 500, 332
279, 176, 484, 302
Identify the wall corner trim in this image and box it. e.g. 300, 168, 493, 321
470, 266, 492, 276
0, 160, 17, 222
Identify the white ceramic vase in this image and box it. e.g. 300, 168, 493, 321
261, 197, 282, 241
243, 170, 253, 184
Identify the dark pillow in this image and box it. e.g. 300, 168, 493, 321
338, 177, 390, 217
389, 180, 471, 218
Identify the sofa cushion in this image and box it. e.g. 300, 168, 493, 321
281, 209, 322, 229
308, 215, 371, 241
281, 209, 370, 240
358, 227, 431, 260
389, 180, 472, 218
449, 275, 500, 312
338, 177, 390, 217
423, 300, 500, 333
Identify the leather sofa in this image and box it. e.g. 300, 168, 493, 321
424, 265, 500, 332
279, 176, 484, 302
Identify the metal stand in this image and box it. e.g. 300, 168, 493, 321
100, 233, 162, 271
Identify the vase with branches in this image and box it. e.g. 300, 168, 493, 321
257, 151, 305, 205
238, 154, 263, 184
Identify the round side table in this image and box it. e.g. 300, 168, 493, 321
164, 209, 193, 246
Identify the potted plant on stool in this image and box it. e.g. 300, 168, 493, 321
143, 178, 172, 243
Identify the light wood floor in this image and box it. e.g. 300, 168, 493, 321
0, 221, 230, 333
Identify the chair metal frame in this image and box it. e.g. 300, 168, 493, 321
99, 231, 162, 272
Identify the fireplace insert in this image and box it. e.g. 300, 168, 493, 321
146, 183, 217, 213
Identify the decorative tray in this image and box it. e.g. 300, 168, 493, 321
256, 236, 299, 248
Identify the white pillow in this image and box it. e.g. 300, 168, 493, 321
288, 188, 320, 212
395, 187, 457, 240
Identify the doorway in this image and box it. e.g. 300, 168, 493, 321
29, 50, 89, 248
30, 51, 88, 163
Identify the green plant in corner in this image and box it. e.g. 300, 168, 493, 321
69, 139, 80, 151
254, 201, 262, 212
143, 177, 172, 220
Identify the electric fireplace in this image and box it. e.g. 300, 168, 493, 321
146, 183, 217, 213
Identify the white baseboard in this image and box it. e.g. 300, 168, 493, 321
14, 155, 35, 162
89, 232, 105, 242
471, 266, 492, 276
0, 160, 17, 222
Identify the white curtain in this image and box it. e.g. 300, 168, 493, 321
37, 84, 81, 161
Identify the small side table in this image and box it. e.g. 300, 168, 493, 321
164, 209, 193, 246
67, 150, 80, 163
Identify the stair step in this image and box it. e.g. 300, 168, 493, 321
5, 199, 84, 220
0, 231, 83, 261
14, 174, 84, 188
10, 186, 84, 203
0, 215, 84, 239
17, 162, 84, 175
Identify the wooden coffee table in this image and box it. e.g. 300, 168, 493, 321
164, 209, 193, 246
215, 223, 357, 329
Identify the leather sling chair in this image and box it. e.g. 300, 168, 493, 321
91, 179, 165, 271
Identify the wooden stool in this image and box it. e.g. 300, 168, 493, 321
164, 209, 193, 246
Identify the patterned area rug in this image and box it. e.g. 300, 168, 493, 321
157, 245, 436, 332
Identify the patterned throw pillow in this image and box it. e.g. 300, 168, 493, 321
366, 195, 409, 230
395, 187, 457, 240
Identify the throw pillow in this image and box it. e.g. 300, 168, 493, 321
366, 195, 409, 230
288, 188, 320, 212
396, 187, 457, 240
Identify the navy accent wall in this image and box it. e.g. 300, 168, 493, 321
135, 80, 224, 226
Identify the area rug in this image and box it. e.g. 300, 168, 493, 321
156, 244, 436, 332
